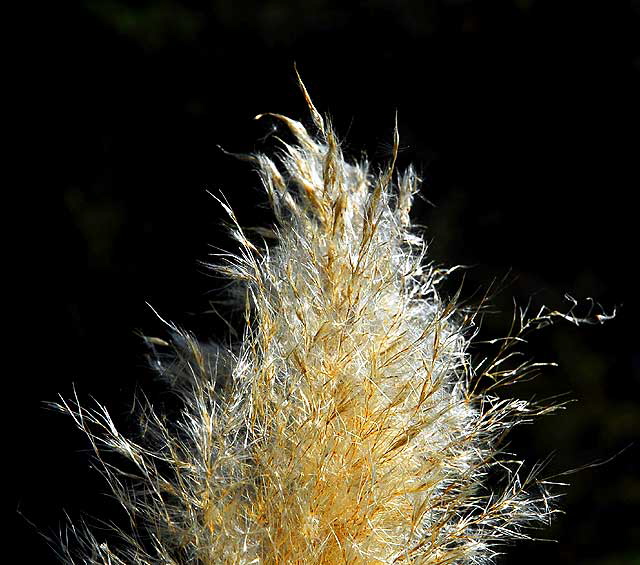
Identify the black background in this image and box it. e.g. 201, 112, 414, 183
14, 0, 637, 563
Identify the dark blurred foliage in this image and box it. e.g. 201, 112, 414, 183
14, 0, 637, 563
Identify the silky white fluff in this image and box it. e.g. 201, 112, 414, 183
55, 77, 579, 564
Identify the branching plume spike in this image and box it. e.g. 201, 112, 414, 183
54, 76, 593, 564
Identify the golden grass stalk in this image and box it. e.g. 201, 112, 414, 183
54, 75, 593, 564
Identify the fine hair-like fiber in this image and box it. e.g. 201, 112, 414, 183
54, 74, 594, 564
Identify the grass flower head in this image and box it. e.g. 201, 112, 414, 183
55, 75, 592, 564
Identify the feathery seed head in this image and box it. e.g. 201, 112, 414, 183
55, 77, 582, 564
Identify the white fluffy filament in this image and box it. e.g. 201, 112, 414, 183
55, 78, 578, 564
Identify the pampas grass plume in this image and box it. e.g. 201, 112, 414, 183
54, 74, 597, 564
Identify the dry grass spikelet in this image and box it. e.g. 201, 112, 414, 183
54, 74, 598, 564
